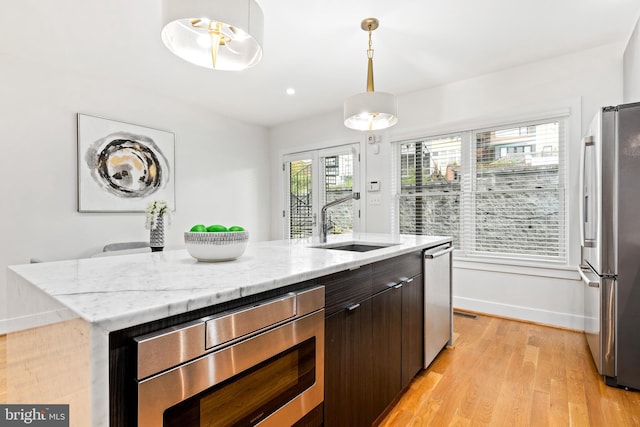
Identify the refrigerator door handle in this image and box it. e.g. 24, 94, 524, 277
579, 266, 600, 288
580, 135, 596, 248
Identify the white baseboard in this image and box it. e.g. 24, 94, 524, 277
0, 318, 6, 335
453, 296, 585, 331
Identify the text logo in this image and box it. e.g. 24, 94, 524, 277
0, 405, 69, 427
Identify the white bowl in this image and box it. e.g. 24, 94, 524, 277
184, 231, 249, 262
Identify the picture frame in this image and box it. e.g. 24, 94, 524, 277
77, 113, 175, 212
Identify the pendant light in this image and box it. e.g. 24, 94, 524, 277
344, 18, 398, 131
161, 0, 264, 71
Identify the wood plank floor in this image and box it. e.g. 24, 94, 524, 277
380, 313, 640, 427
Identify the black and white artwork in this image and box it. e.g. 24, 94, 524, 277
77, 114, 175, 212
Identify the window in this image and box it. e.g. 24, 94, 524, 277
398, 136, 462, 247
396, 117, 567, 263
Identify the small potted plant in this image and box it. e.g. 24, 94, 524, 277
145, 200, 172, 251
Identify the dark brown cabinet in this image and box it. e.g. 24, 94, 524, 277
325, 299, 374, 427
401, 273, 424, 388
371, 285, 402, 418
371, 252, 424, 392
322, 251, 424, 426
322, 265, 374, 427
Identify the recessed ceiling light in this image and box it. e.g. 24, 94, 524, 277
286, 88, 296, 96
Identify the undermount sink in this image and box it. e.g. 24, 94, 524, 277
310, 242, 399, 252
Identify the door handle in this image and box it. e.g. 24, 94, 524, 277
579, 267, 600, 288
346, 303, 360, 311
580, 135, 596, 248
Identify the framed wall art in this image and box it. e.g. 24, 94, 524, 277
77, 113, 175, 212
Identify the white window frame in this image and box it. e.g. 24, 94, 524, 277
392, 111, 571, 269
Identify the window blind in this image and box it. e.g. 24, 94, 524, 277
398, 135, 462, 247
396, 116, 567, 264
469, 120, 566, 260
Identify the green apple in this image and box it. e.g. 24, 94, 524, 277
190, 224, 206, 232
228, 225, 245, 232
206, 224, 228, 232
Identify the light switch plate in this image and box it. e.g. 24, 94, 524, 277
368, 181, 380, 192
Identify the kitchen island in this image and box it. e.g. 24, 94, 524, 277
4, 234, 451, 426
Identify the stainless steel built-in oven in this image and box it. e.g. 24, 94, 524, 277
133, 286, 325, 426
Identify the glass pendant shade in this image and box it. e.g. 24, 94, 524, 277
344, 92, 398, 131
161, 0, 264, 70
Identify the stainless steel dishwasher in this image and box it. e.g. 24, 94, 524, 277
423, 243, 454, 368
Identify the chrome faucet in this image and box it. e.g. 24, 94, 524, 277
320, 192, 361, 243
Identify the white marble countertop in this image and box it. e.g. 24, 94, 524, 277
7, 233, 451, 333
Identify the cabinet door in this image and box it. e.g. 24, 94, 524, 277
324, 299, 373, 427
401, 274, 424, 388
371, 286, 402, 418
322, 266, 372, 317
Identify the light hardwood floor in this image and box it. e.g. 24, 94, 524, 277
380, 313, 640, 427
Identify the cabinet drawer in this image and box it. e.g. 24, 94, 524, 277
320, 266, 372, 317
372, 251, 422, 294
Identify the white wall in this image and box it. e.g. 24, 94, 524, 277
270, 42, 625, 329
0, 55, 271, 333
624, 16, 640, 102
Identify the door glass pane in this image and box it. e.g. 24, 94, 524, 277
285, 145, 359, 240
289, 159, 313, 238
322, 153, 355, 236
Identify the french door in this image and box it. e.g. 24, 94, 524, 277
283, 144, 360, 239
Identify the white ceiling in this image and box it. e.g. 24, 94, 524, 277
2, 0, 639, 127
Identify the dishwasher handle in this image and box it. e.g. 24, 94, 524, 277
424, 246, 454, 259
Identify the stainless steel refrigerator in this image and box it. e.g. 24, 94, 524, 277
579, 102, 640, 390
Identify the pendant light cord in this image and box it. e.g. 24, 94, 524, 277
366, 24, 375, 92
